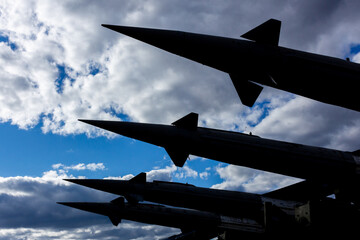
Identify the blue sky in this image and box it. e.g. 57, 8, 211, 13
1, 1, 360, 239
0, 120, 223, 186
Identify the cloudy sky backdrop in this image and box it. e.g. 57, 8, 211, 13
1, 0, 360, 239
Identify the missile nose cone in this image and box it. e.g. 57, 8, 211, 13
101, 24, 117, 31
57, 202, 72, 207
78, 119, 127, 133
63, 178, 98, 188
101, 24, 186, 56
78, 119, 99, 125
78, 119, 169, 147
102, 24, 138, 36
57, 202, 84, 209
57, 202, 111, 216
101, 24, 156, 39
63, 178, 111, 191
63, 178, 80, 184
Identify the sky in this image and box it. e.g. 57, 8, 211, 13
1, 0, 360, 239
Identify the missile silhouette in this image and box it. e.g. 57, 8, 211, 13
102, 19, 360, 112
59, 191, 360, 237
58, 197, 264, 236
65, 172, 322, 224
60, 178, 359, 236
79, 112, 360, 184
65, 172, 265, 220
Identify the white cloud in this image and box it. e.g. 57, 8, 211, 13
0, 224, 178, 240
146, 165, 177, 181
174, 166, 198, 179
199, 171, 210, 180
52, 163, 106, 172
1, 0, 358, 139
252, 96, 360, 150
146, 164, 201, 182
104, 163, 200, 182
353, 52, 360, 63
211, 164, 301, 194
104, 174, 135, 181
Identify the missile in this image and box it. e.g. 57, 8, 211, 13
64, 172, 267, 220
65, 172, 308, 222
102, 19, 360, 112
59, 195, 360, 237
58, 197, 264, 236
79, 112, 360, 184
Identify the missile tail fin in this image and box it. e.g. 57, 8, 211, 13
241, 19, 281, 46
172, 112, 198, 131
230, 74, 263, 107
130, 172, 146, 183
165, 147, 189, 167
109, 216, 122, 226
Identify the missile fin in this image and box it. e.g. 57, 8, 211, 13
130, 172, 146, 183
172, 112, 198, 131
241, 19, 281, 46
165, 147, 189, 167
109, 216, 122, 226
229, 74, 263, 107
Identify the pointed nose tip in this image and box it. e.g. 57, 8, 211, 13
78, 119, 108, 130
57, 202, 101, 212
101, 24, 139, 35
101, 24, 120, 31
64, 178, 83, 184
78, 119, 114, 129
57, 202, 78, 208
78, 119, 93, 124
63, 178, 103, 189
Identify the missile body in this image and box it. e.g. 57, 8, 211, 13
79, 113, 360, 184
102, 19, 360, 111
65, 173, 271, 220
58, 198, 264, 236
59, 196, 360, 238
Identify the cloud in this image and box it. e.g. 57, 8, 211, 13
147, 164, 202, 182
0, 160, 205, 239
53, 163, 106, 172
199, 171, 210, 180
1, 0, 359, 139
0, 224, 178, 240
252, 96, 360, 150
0, 165, 182, 239
211, 164, 301, 194
104, 163, 202, 184
2, 1, 360, 238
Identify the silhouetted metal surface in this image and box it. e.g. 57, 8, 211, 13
58, 198, 264, 237
60, 180, 360, 238
102, 19, 360, 112
59, 19, 360, 238
79, 113, 360, 185
65, 172, 302, 221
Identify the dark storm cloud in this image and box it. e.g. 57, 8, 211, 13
0, 176, 112, 228
0, 172, 178, 239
